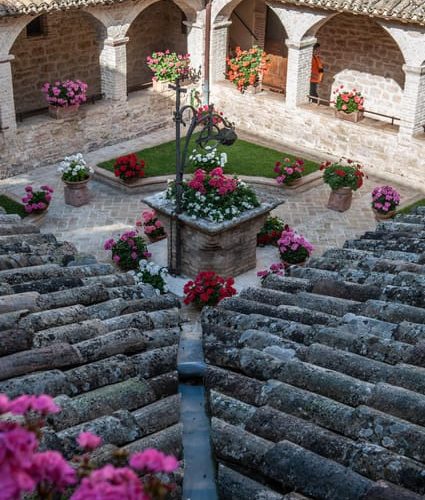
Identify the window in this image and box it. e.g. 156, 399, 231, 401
26, 16, 46, 37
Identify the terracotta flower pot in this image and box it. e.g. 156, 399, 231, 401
245, 83, 262, 94
63, 178, 91, 207
334, 109, 364, 123
49, 104, 80, 119
327, 187, 353, 212
283, 177, 302, 189
147, 233, 167, 243
373, 209, 396, 221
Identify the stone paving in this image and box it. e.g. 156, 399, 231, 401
0, 126, 422, 295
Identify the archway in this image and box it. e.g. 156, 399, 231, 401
314, 13, 405, 120
10, 11, 104, 116
126, 0, 188, 92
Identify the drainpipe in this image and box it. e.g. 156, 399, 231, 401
203, 0, 212, 104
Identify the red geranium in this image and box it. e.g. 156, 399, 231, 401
183, 271, 237, 307
113, 154, 145, 181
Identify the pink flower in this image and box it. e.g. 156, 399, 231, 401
143, 251, 152, 259
31, 451, 76, 491
8, 395, 35, 415
130, 252, 138, 260
0, 395, 9, 414
77, 432, 102, 451
130, 448, 178, 473
32, 395, 60, 415
25, 186, 33, 192
155, 220, 162, 228
113, 255, 121, 263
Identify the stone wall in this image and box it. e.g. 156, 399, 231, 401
127, 0, 187, 92
11, 10, 102, 114
0, 88, 179, 178
211, 82, 425, 189
317, 14, 405, 119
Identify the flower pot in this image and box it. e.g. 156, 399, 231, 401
147, 233, 167, 243
245, 83, 262, 94
334, 109, 364, 123
281, 259, 307, 269
152, 79, 171, 92
63, 178, 91, 207
121, 177, 140, 185
49, 104, 80, 119
373, 209, 396, 221
283, 177, 302, 189
327, 187, 353, 212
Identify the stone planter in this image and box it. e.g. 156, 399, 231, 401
334, 109, 364, 123
143, 192, 280, 277
152, 79, 171, 92
327, 187, 353, 212
373, 208, 396, 221
49, 104, 80, 119
63, 178, 91, 207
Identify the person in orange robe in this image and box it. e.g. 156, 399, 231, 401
310, 43, 324, 103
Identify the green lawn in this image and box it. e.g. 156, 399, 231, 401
0, 194, 27, 218
397, 198, 425, 215
98, 135, 319, 178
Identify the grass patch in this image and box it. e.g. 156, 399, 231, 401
0, 194, 27, 218
98, 135, 319, 178
397, 198, 425, 215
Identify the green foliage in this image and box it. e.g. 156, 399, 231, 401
0, 194, 27, 218
322, 162, 365, 191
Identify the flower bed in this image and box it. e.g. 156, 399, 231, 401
166, 167, 259, 222
113, 154, 145, 181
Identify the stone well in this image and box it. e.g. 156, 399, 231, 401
144, 192, 281, 277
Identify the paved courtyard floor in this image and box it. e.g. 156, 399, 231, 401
1, 127, 422, 295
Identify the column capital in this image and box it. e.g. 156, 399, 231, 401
213, 20, 232, 30
285, 36, 317, 50
183, 21, 203, 29
0, 54, 14, 64
104, 37, 129, 47
402, 64, 425, 76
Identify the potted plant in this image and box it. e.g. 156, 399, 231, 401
166, 167, 259, 222
134, 259, 169, 294
257, 262, 285, 283
42, 80, 88, 119
257, 216, 285, 246
137, 210, 166, 242
113, 154, 145, 183
22, 185, 53, 215
371, 186, 400, 221
274, 157, 305, 188
103, 231, 150, 271
332, 85, 365, 123
321, 158, 365, 212
183, 271, 237, 308
57, 153, 93, 207
188, 146, 227, 173
226, 46, 270, 94
147, 50, 191, 91
278, 226, 314, 267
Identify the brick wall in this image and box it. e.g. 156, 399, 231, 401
317, 14, 405, 119
126, 0, 187, 92
11, 11, 102, 114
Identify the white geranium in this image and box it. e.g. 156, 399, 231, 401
58, 153, 93, 182
135, 259, 169, 295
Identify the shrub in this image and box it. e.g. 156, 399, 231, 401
114, 154, 145, 181
183, 271, 237, 307
104, 231, 150, 270
42, 80, 88, 107
320, 158, 365, 191
22, 185, 53, 214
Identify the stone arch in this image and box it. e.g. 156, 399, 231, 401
10, 10, 105, 115
310, 12, 406, 120
126, 0, 189, 92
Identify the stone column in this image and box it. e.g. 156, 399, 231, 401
399, 64, 425, 138
285, 37, 316, 109
184, 21, 204, 76
0, 54, 17, 133
211, 21, 231, 82
100, 37, 128, 101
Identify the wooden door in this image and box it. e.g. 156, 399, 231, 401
263, 39, 287, 93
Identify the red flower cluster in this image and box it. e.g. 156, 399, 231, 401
183, 271, 237, 307
257, 230, 282, 246
114, 154, 145, 181
321, 159, 366, 191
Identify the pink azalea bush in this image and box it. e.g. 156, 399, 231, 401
332, 85, 365, 114
42, 80, 88, 107
371, 185, 400, 214
166, 167, 259, 222
147, 50, 191, 82
0, 393, 178, 500
136, 210, 166, 241
104, 230, 151, 271
22, 185, 53, 214
257, 262, 285, 283
274, 157, 304, 186
278, 225, 314, 265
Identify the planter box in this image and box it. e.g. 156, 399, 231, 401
143, 192, 280, 277
49, 104, 80, 119
334, 109, 364, 123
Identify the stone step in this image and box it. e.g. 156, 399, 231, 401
82, 273, 136, 288
377, 221, 425, 233
361, 230, 425, 241
414, 206, 425, 216
0, 223, 40, 236
18, 304, 89, 332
